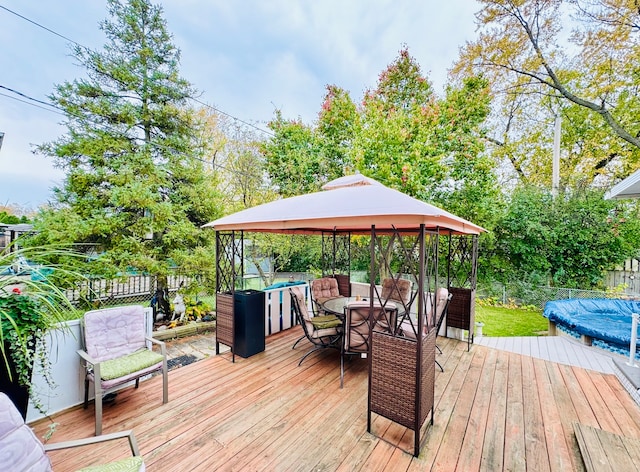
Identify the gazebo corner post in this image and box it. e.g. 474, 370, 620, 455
446, 231, 452, 293
367, 224, 376, 435
331, 227, 338, 275
414, 224, 426, 457
445, 233, 479, 351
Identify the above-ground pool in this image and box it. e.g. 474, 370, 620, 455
543, 298, 640, 355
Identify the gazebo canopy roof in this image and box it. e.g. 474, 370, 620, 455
605, 168, 640, 199
203, 175, 485, 235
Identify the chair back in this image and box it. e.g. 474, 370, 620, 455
290, 287, 314, 334
434, 288, 452, 334
343, 301, 397, 353
82, 305, 147, 363
310, 277, 340, 301
332, 274, 351, 297
381, 277, 412, 306
0, 393, 52, 470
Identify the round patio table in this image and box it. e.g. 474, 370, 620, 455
322, 297, 403, 318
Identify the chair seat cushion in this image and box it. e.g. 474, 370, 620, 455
310, 315, 342, 329
101, 349, 164, 381
77, 456, 144, 472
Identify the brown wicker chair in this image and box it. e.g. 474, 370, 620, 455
332, 273, 351, 297
341, 301, 397, 388
289, 287, 342, 366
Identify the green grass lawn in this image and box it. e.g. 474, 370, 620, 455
475, 305, 549, 337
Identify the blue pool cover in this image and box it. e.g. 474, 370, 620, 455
543, 298, 640, 348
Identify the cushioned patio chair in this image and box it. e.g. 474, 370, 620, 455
381, 277, 413, 306
78, 305, 168, 436
397, 287, 450, 371
310, 277, 341, 309
289, 287, 342, 366
433, 288, 452, 372
0, 392, 145, 471
341, 301, 397, 388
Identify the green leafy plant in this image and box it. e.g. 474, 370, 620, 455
0, 246, 83, 415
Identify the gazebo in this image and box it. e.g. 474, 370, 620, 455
203, 174, 485, 456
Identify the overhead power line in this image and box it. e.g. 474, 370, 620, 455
0, 3, 274, 137
0, 83, 265, 181
0, 84, 63, 113
0, 91, 66, 115
0, 4, 84, 48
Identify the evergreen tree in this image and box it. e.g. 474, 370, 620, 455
34, 0, 221, 296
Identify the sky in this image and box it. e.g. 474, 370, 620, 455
0, 0, 481, 212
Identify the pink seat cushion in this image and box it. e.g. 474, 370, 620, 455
83, 305, 147, 362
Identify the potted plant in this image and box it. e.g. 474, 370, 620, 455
0, 246, 80, 419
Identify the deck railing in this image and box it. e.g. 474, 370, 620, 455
65, 273, 196, 306
262, 283, 308, 336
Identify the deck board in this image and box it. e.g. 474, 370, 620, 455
574, 422, 640, 472
504, 352, 526, 472
521, 354, 550, 472
30, 328, 640, 471
475, 335, 615, 374
455, 347, 495, 472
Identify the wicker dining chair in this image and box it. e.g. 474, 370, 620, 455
310, 277, 341, 310
289, 287, 342, 366
380, 277, 412, 306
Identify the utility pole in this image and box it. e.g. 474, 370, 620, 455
552, 115, 561, 197
0, 132, 4, 151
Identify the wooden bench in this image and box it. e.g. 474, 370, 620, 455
574, 422, 640, 471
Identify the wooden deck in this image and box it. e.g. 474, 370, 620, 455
32, 328, 640, 471
476, 334, 615, 374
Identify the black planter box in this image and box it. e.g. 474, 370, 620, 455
0, 342, 30, 419
233, 290, 266, 358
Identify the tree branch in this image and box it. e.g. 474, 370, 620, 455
506, 0, 640, 149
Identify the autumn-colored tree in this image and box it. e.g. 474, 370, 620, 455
261, 111, 329, 197
263, 48, 501, 229
454, 0, 640, 188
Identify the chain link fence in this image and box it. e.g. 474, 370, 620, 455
477, 281, 637, 309
65, 273, 202, 308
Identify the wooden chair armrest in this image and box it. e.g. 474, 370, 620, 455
44, 429, 141, 456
